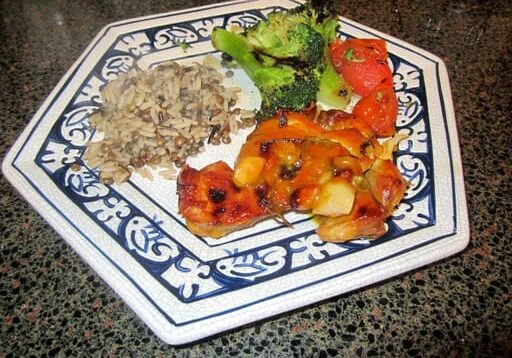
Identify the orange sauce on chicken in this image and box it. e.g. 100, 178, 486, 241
177, 109, 407, 242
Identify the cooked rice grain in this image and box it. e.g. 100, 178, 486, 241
84, 58, 255, 184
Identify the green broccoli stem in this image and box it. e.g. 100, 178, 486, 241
316, 17, 352, 110
211, 29, 261, 78
211, 28, 295, 89
316, 49, 352, 109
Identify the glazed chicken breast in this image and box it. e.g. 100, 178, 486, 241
177, 109, 407, 242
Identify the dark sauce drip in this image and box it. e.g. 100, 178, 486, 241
256, 185, 270, 208
279, 160, 302, 180
208, 188, 226, 203
289, 189, 300, 209
360, 141, 370, 155
213, 207, 226, 217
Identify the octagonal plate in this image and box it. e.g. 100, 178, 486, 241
2, 0, 469, 344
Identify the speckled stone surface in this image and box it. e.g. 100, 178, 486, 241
1, 0, 511, 356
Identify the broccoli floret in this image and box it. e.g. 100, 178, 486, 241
245, 11, 325, 67
211, 1, 350, 117
261, 74, 318, 118
212, 28, 318, 118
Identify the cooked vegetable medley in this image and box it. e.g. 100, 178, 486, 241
211, 0, 351, 119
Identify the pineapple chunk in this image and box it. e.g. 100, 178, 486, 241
233, 156, 266, 187
313, 179, 356, 217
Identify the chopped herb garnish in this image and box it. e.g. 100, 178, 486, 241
178, 41, 189, 52
344, 48, 365, 63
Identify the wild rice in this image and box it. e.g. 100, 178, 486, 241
83, 57, 255, 184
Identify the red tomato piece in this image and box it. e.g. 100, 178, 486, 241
330, 38, 394, 97
352, 85, 398, 137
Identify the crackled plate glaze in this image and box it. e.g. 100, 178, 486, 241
2, 0, 469, 344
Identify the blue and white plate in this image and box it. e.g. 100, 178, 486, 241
2, 0, 469, 344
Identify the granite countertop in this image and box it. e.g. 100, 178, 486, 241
1, 0, 511, 356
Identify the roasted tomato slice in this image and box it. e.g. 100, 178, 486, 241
352, 85, 398, 137
330, 38, 393, 97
